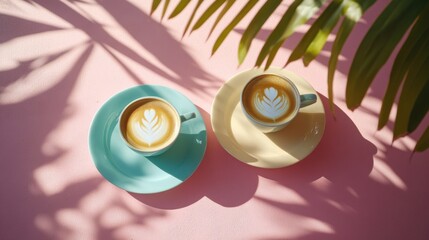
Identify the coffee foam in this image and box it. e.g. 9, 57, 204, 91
242, 75, 297, 123
122, 99, 179, 151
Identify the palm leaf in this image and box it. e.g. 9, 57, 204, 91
348, 1, 411, 67
408, 78, 429, 133
328, 17, 356, 113
265, 0, 326, 68
286, 0, 343, 66
212, 0, 258, 55
151, 0, 429, 153
169, 0, 191, 19
302, 8, 342, 66
182, 0, 203, 37
265, 42, 284, 70
378, 3, 429, 130
151, 0, 162, 15
346, 0, 427, 110
238, 0, 282, 65
415, 127, 429, 152
207, 0, 236, 39
393, 47, 429, 140
255, 0, 325, 68
162, 0, 170, 20
192, 0, 227, 32
327, 0, 375, 113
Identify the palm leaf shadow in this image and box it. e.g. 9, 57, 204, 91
98, 0, 220, 93
22, 0, 221, 93
0, 43, 83, 92
0, 14, 63, 44
31, 0, 175, 84
0, 43, 96, 239
1, 1, 222, 238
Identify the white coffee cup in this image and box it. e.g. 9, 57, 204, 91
119, 97, 195, 156
241, 74, 317, 133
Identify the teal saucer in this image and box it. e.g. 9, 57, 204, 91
89, 85, 207, 194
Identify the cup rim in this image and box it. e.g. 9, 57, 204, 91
240, 73, 301, 127
118, 96, 181, 154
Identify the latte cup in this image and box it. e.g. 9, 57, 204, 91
240, 74, 317, 133
119, 97, 196, 156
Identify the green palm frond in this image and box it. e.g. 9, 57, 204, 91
168, 0, 191, 19
150, 0, 162, 15
238, 0, 282, 65
151, 0, 429, 153
256, 0, 326, 68
191, 0, 228, 32
212, 0, 258, 55
181, 0, 203, 37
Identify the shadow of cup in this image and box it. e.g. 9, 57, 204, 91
265, 111, 325, 161
130, 107, 259, 209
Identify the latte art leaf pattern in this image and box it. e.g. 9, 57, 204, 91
132, 109, 168, 146
254, 87, 289, 121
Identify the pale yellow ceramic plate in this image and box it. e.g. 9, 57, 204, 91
211, 68, 325, 168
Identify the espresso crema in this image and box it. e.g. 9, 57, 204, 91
242, 74, 297, 124
121, 99, 179, 151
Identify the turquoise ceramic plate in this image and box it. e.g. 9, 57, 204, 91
89, 85, 207, 194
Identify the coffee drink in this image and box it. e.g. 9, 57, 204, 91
119, 97, 180, 152
242, 74, 298, 124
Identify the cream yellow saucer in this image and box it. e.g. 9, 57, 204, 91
211, 68, 325, 168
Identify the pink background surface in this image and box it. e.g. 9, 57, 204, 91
1, 0, 429, 239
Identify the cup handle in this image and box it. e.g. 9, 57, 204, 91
180, 112, 197, 122
300, 94, 317, 108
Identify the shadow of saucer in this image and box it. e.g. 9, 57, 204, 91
254, 95, 377, 184
266, 111, 325, 161
130, 107, 259, 209
256, 94, 376, 186
147, 129, 207, 181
